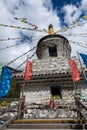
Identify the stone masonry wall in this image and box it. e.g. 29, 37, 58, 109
22, 85, 75, 108
36, 38, 71, 59
23, 84, 87, 119
23, 87, 77, 119
21, 80, 87, 107
33, 57, 81, 75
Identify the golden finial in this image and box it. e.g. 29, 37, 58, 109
48, 24, 56, 35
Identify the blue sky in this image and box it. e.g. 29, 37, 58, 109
0, 0, 87, 69
52, 0, 82, 10
51, 0, 82, 25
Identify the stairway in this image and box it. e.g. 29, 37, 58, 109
6, 119, 87, 129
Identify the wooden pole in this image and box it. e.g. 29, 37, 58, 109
22, 82, 25, 97
20, 95, 25, 119
72, 79, 77, 95
69, 58, 77, 95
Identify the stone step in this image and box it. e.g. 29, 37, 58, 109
6, 129, 75, 130
7, 123, 86, 129
6, 129, 29, 130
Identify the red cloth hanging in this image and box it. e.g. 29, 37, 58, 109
69, 60, 80, 82
50, 99, 55, 109
24, 61, 33, 80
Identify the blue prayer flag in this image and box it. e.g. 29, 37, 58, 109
0, 66, 12, 99
79, 53, 87, 85
80, 53, 87, 67
85, 74, 87, 85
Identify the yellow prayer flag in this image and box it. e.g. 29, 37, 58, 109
83, 16, 87, 19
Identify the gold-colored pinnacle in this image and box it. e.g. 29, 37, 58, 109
48, 24, 56, 35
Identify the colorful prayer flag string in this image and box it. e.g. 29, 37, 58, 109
56, 16, 87, 33
0, 23, 48, 33
15, 51, 36, 71
0, 37, 20, 41
62, 33, 87, 37
0, 37, 40, 51
14, 17, 38, 29
6, 46, 37, 66
0, 42, 25, 51
69, 40, 87, 48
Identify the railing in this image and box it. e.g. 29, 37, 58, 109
75, 96, 87, 127
0, 97, 25, 130
1, 96, 87, 129
75, 96, 87, 121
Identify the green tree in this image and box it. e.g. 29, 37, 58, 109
7, 79, 20, 98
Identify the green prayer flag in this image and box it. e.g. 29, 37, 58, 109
0, 63, 3, 75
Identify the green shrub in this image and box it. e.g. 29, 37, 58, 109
7, 79, 20, 98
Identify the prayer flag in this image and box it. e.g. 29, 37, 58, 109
79, 53, 87, 84
83, 16, 87, 19
0, 66, 12, 99
69, 60, 80, 82
0, 63, 3, 75
24, 61, 33, 80
80, 53, 87, 67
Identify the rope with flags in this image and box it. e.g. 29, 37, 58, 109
0, 37, 20, 41
14, 17, 38, 30
0, 37, 40, 51
6, 46, 36, 66
62, 33, 87, 37
15, 51, 36, 71
0, 23, 48, 33
69, 40, 87, 48
0, 16, 87, 34
56, 16, 87, 33
0, 42, 26, 51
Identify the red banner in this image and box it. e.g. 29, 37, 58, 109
69, 60, 80, 82
24, 61, 33, 80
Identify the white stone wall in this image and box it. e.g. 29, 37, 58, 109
22, 83, 87, 119
22, 84, 87, 108
23, 87, 78, 119
33, 57, 81, 75
22, 85, 51, 105
22, 85, 76, 108
62, 89, 75, 100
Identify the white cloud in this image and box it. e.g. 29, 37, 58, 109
0, 0, 87, 70
63, 4, 81, 24
0, 0, 60, 70
61, 0, 87, 56
81, 0, 87, 13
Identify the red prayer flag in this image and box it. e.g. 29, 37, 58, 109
24, 61, 33, 80
69, 60, 80, 82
